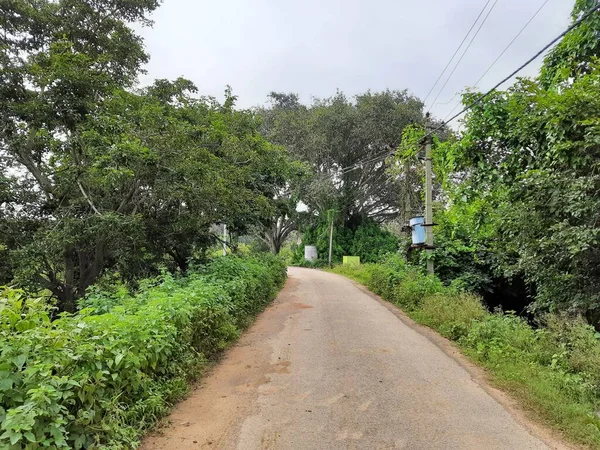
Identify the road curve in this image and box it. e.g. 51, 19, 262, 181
142, 267, 560, 450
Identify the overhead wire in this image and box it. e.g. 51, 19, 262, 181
422, 0, 494, 106
440, 0, 551, 123
435, 3, 599, 134
428, 0, 500, 110
473, 0, 550, 88
339, 4, 600, 175
344, 0, 499, 174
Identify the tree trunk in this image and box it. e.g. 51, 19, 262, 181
169, 249, 189, 273
77, 241, 105, 297
271, 237, 282, 255
60, 246, 77, 313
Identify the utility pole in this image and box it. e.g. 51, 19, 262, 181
424, 118, 434, 275
222, 224, 227, 256
328, 210, 335, 268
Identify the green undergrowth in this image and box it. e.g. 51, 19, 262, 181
330, 255, 600, 449
0, 254, 286, 449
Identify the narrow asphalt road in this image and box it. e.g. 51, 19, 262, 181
142, 267, 565, 450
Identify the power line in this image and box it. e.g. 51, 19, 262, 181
422, 0, 494, 106
345, 1, 501, 174
439, 0, 549, 122
434, 3, 600, 135
340, 4, 600, 175
428, 0, 500, 110
441, 99, 463, 124
473, 0, 550, 88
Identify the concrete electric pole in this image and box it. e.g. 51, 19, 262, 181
222, 224, 227, 256
328, 210, 335, 268
424, 119, 434, 275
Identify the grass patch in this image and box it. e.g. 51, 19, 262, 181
326, 263, 376, 286
330, 258, 600, 449
413, 292, 486, 340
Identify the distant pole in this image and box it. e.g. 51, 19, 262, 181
425, 117, 434, 275
328, 211, 335, 268
222, 224, 227, 256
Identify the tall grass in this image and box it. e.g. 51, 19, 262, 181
330, 257, 600, 448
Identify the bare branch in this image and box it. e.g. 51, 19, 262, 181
77, 181, 101, 215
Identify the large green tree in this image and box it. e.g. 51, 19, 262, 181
540, 0, 600, 87
0, 0, 161, 310
0, 1, 292, 311
434, 0, 600, 321
259, 90, 426, 227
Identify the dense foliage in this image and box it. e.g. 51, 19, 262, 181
332, 258, 600, 448
292, 219, 398, 265
0, 1, 293, 311
257, 90, 440, 229
0, 255, 286, 449
394, 0, 600, 323
2, 0, 600, 445
254, 90, 437, 260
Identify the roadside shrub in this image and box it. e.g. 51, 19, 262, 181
367, 253, 407, 298
278, 244, 295, 265
329, 263, 377, 286
460, 313, 540, 362
459, 314, 600, 443
392, 268, 446, 310
543, 315, 600, 386
368, 265, 400, 298
0, 255, 286, 449
414, 293, 487, 340
350, 222, 398, 263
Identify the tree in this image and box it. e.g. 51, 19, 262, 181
258, 90, 427, 228
540, 0, 600, 88
136, 81, 293, 270
254, 160, 310, 254
0, 1, 294, 312
0, 0, 160, 311
435, 0, 600, 322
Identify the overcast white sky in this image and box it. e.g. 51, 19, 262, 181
137, 0, 573, 123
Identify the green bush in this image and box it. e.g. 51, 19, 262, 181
294, 220, 398, 265
350, 222, 398, 263
366, 253, 407, 299
543, 315, 600, 387
460, 313, 540, 362
0, 254, 286, 449
392, 269, 446, 310
327, 263, 377, 286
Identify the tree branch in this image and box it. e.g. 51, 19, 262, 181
77, 181, 101, 215
116, 180, 139, 214
15, 129, 55, 196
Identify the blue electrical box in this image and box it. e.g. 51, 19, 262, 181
409, 216, 426, 246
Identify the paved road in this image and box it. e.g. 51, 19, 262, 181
142, 267, 562, 450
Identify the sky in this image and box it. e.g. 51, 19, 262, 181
136, 0, 574, 124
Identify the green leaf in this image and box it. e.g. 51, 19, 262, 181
24, 431, 36, 443
0, 378, 14, 391
10, 431, 22, 445
12, 354, 26, 370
